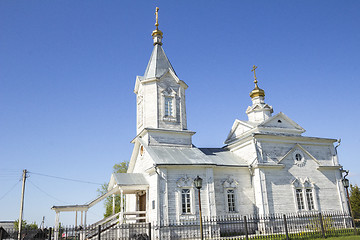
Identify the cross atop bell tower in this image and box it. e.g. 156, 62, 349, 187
152, 7, 163, 46
133, 7, 194, 147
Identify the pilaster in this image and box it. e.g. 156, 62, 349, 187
205, 168, 217, 217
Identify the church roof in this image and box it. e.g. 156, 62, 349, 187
146, 146, 247, 166
143, 44, 177, 79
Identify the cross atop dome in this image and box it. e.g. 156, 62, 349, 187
250, 65, 265, 98
246, 65, 273, 123
152, 7, 163, 45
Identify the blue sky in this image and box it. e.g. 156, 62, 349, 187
1, 1, 359, 226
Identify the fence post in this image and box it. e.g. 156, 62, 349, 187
148, 223, 151, 240
48, 227, 52, 240
283, 214, 289, 240
243, 216, 249, 240
98, 225, 101, 240
318, 213, 326, 238
0, 227, 4, 240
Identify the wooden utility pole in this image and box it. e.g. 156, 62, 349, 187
18, 169, 28, 240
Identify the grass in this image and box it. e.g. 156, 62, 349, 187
317, 236, 360, 240
223, 229, 359, 240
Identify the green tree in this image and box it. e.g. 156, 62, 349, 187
97, 162, 128, 218
14, 219, 38, 230
350, 184, 360, 219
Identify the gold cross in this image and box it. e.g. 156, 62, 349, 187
155, 7, 159, 29
251, 65, 258, 83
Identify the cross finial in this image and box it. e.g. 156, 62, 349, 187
249, 65, 265, 98
155, 7, 159, 30
251, 65, 258, 84
151, 7, 163, 43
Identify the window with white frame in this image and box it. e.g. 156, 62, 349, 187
181, 188, 191, 214
306, 189, 315, 210
227, 189, 236, 212
223, 178, 238, 213
296, 189, 305, 210
164, 96, 173, 117
176, 176, 195, 218
162, 88, 177, 120
292, 178, 317, 212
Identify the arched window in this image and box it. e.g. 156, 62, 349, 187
176, 175, 196, 217
164, 96, 173, 117
306, 189, 315, 210
227, 189, 236, 212
223, 178, 238, 213
162, 88, 177, 121
292, 178, 317, 212
296, 189, 305, 210
181, 189, 191, 214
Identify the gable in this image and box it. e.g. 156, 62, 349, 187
258, 112, 305, 134
128, 138, 157, 173
225, 119, 255, 144
159, 69, 188, 89
278, 143, 320, 166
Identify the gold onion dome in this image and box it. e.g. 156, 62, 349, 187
250, 65, 265, 98
152, 28, 163, 37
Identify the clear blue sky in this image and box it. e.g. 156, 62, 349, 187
1, 0, 359, 226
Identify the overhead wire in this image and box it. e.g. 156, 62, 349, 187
28, 171, 103, 185
0, 169, 23, 179
0, 179, 21, 201
27, 179, 69, 204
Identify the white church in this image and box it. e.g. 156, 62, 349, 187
52, 8, 349, 229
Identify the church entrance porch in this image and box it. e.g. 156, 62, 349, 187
108, 173, 149, 223
138, 192, 146, 222
51, 173, 149, 240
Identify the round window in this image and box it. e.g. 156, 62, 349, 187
295, 153, 302, 161
293, 151, 306, 167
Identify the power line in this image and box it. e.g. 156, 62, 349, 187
28, 179, 69, 204
0, 179, 21, 201
28, 171, 103, 185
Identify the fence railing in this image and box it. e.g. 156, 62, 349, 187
156, 211, 356, 239
0, 211, 357, 240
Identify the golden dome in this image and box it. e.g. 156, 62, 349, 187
250, 81, 265, 98
152, 28, 163, 37
250, 65, 265, 98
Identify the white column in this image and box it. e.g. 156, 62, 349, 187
146, 188, 149, 222
206, 168, 217, 217
112, 194, 116, 215
75, 211, 78, 227
80, 211, 84, 240
161, 168, 169, 224
54, 211, 60, 240
120, 189, 124, 223
84, 211, 87, 229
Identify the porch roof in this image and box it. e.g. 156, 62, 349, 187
51, 186, 118, 212
108, 173, 149, 193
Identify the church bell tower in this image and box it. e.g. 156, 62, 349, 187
133, 8, 195, 147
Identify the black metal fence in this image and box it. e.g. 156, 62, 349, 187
0, 211, 357, 240
0, 227, 50, 240
156, 211, 355, 239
